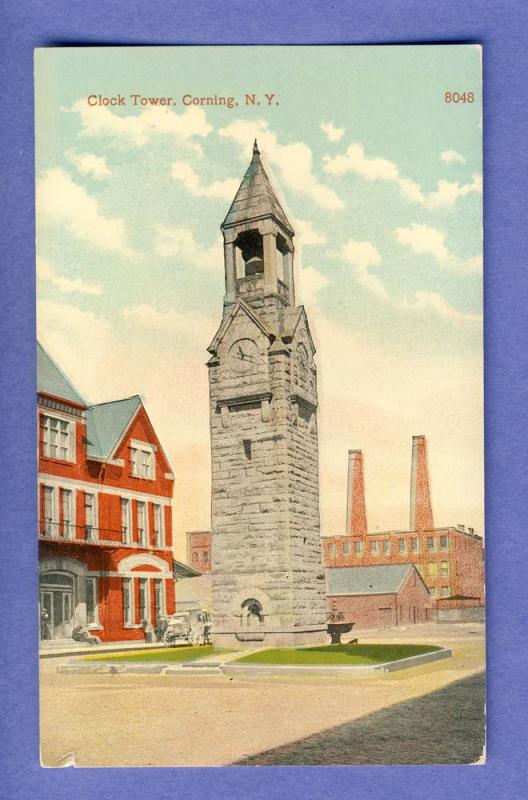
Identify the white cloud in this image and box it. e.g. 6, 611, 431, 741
297, 265, 329, 306
441, 149, 466, 164
338, 236, 480, 321
154, 225, 221, 270
37, 256, 103, 295
170, 161, 239, 200
395, 223, 482, 274
403, 290, 482, 324
424, 175, 482, 209
65, 149, 111, 180
296, 218, 327, 246
339, 238, 388, 301
68, 100, 212, 148
219, 119, 343, 210
323, 142, 482, 210
321, 121, 345, 142
36, 168, 137, 257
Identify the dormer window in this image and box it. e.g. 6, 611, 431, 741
41, 414, 75, 462
130, 441, 156, 480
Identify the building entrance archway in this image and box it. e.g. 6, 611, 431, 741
40, 572, 75, 639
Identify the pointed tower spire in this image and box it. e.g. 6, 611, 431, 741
221, 140, 296, 306
346, 450, 368, 536
410, 435, 434, 531
222, 142, 293, 234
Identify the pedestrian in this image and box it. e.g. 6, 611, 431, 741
40, 608, 52, 640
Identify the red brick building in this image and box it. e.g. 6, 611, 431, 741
38, 342, 178, 642
187, 530, 212, 573
322, 436, 485, 606
327, 564, 432, 629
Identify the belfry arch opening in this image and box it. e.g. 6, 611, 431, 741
233, 229, 292, 287
235, 230, 264, 277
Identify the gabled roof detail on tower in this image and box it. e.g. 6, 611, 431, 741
207, 299, 274, 355
37, 341, 87, 407
222, 140, 294, 235
281, 306, 316, 354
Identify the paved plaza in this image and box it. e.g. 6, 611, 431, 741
40, 623, 485, 767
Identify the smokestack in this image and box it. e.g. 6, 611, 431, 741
346, 450, 367, 535
410, 435, 434, 531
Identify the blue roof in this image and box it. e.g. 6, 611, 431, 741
85, 396, 142, 459
326, 564, 415, 596
37, 342, 86, 407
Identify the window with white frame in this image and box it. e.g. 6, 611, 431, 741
427, 536, 436, 552
130, 442, 156, 480
42, 485, 57, 535
121, 498, 132, 544
123, 577, 134, 626
411, 538, 419, 553
62, 489, 73, 538
428, 562, 437, 577
382, 540, 390, 555
86, 577, 98, 626
430, 587, 437, 598
441, 586, 450, 598
354, 540, 363, 556
137, 501, 148, 546
41, 414, 75, 462
84, 493, 97, 541
342, 541, 351, 556
138, 577, 149, 623
371, 540, 379, 555
327, 542, 336, 558
440, 535, 449, 550
440, 560, 450, 577
153, 504, 164, 548
398, 539, 406, 554
154, 578, 165, 621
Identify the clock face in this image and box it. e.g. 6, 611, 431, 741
228, 338, 258, 373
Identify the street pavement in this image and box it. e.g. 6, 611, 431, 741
234, 671, 485, 765
39, 622, 485, 767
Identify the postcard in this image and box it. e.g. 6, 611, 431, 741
35, 45, 484, 766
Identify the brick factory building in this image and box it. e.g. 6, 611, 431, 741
38, 342, 181, 643
327, 564, 432, 629
322, 437, 485, 608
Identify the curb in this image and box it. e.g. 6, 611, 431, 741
57, 648, 451, 676
222, 648, 452, 677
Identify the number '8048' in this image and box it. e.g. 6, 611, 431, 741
445, 92, 475, 103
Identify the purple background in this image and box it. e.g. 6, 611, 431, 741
1, 1, 527, 797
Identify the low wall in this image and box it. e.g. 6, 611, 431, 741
434, 606, 485, 623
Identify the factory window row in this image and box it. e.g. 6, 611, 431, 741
325, 533, 451, 559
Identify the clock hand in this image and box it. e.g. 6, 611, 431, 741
238, 345, 245, 359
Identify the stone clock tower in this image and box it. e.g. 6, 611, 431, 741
207, 141, 327, 646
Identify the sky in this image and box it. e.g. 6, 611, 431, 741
35, 46, 483, 560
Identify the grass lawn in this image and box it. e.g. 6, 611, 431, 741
234, 643, 442, 666
83, 645, 229, 663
